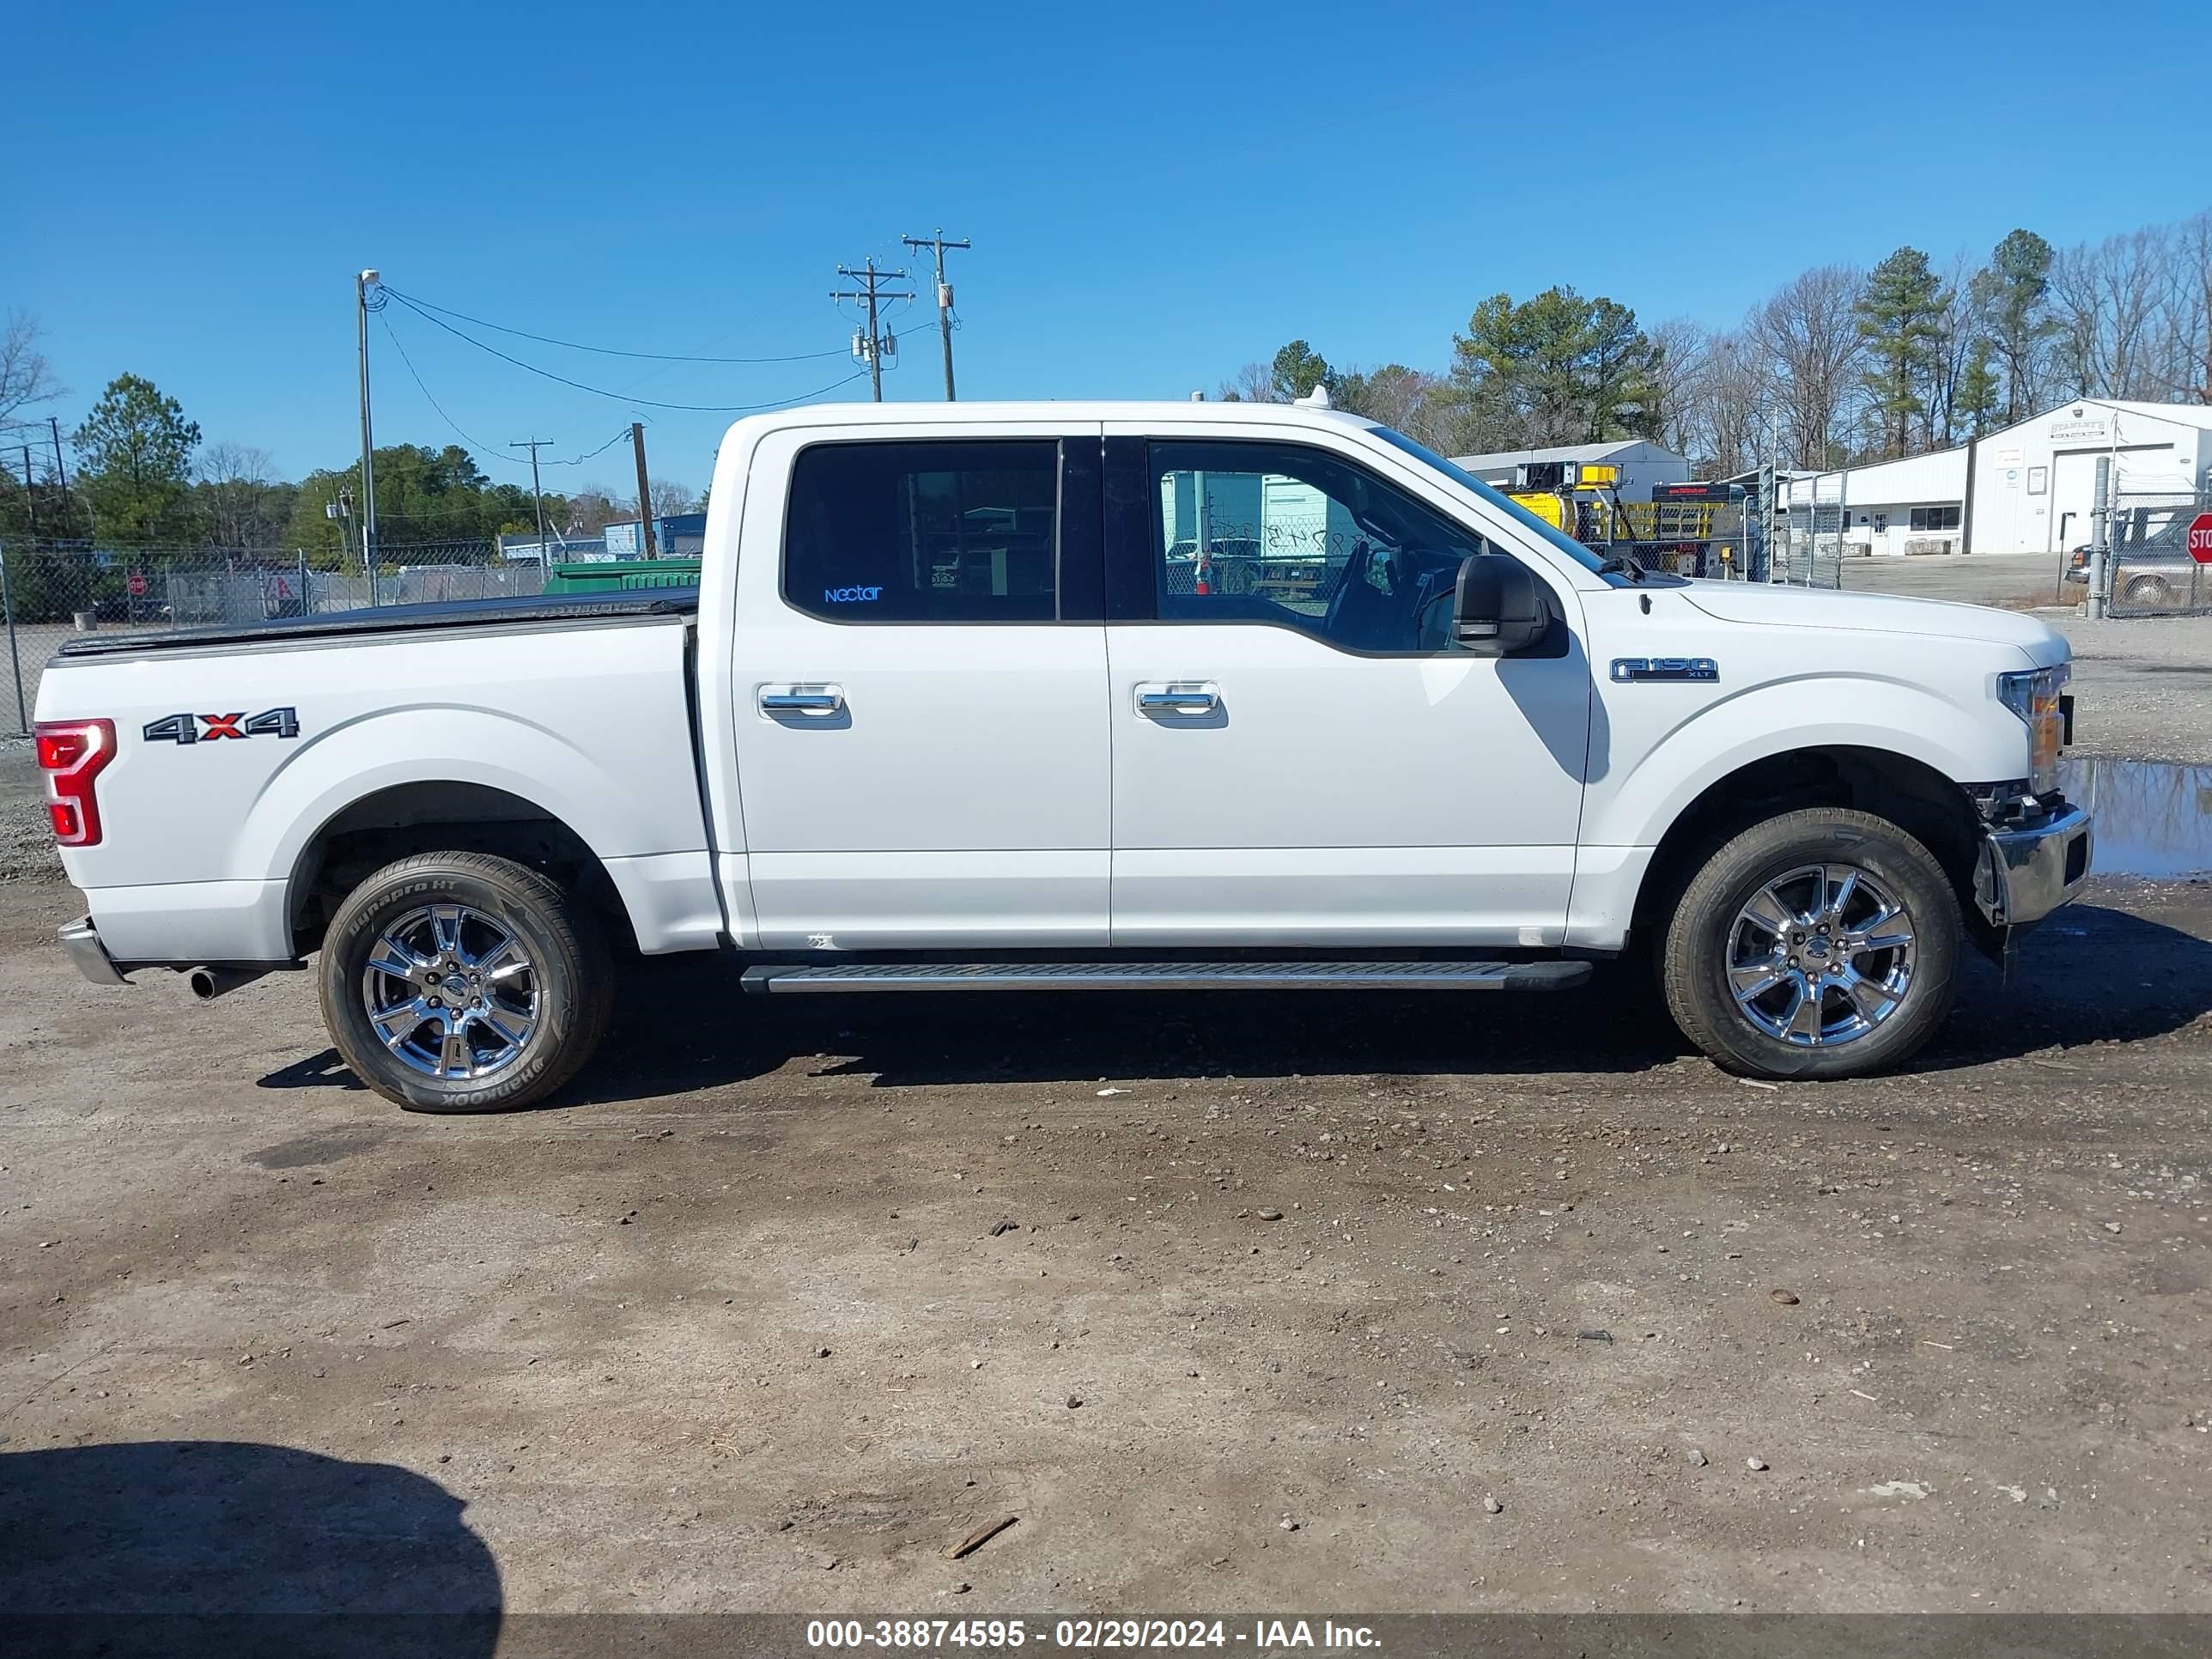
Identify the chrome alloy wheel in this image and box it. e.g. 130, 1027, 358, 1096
1726, 863, 1917, 1048
362, 903, 540, 1080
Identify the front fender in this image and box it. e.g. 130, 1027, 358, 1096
1582, 673, 2026, 850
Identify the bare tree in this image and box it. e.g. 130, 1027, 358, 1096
563, 485, 622, 534
647, 478, 698, 518
0, 310, 64, 429
1925, 252, 1982, 450
1330, 362, 1464, 451
196, 441, 290, 548
1747, 264, 1863, 469
1646, 318, 1714, 461
2049, 226, 2175, 399
1682, 331, 1774, 478
2148, 210, 2211, 404
1217, 362, 1279, 403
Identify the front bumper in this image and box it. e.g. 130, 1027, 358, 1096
1974, 802, 2094, 928
58, 916, 131, 988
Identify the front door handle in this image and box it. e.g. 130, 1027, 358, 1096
1136, 681, 1220, 718
760, 684, 845, 717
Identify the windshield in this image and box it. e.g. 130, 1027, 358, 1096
1365, 425, 1608, 575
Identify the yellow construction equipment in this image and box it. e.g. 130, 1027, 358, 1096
1504, 463, 1746, 576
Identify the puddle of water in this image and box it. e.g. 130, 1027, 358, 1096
2060, 757, 2212, 878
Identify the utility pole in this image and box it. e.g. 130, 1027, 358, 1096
901, 229, 970, 400
630, 422, 658, 557
356, 270, 380, 604
514, 439, 552, 572
48, 417, 74, 540
832, 258, 914, 402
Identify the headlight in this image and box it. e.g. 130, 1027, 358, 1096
1996, 663, 2069, 794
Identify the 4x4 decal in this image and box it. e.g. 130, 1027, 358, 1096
143, 708, 302, 744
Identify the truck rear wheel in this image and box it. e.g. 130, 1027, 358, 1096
1661, 808, 1959, 1080
319, 852, 612, 1113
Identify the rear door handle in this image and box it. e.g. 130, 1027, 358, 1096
760, 684, 845, 716
1136, 681, 1220, 718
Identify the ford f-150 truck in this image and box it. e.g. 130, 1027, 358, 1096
33, 400, 2093, 1110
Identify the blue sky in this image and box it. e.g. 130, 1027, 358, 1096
7, 0, 2207, 496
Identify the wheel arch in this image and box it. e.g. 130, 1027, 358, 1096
284, 780, 634, 957
1626, 744, 1986, 957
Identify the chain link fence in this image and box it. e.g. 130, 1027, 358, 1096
2100, 488, 2212, 618
1780, 501, 1848, 589
2, 539, 542, 736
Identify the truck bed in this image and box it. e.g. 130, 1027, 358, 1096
55, 587, 701, 659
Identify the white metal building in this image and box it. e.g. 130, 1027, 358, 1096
1451, 438, 1690, 502
1787, 449, 1970, 557
1970, 402, 2212, 556
1787, 400, 2212, 557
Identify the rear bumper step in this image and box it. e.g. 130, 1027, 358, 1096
740, 960, 1592, 994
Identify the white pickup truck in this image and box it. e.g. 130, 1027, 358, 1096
34, 400, 2092, 1110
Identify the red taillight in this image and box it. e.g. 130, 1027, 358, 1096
34, 719, 117, 848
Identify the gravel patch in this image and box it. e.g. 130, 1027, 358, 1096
2045, 614, 2212, 764
5, 876, 2212, 1614
0, 738, 60, 885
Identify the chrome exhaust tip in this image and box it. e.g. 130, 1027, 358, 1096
188, 966, 268, 1001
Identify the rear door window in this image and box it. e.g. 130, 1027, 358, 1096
783, 440, 1060, 623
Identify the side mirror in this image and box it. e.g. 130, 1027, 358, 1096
1452, 556, 1551, 655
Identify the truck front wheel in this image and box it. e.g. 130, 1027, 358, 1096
319, 852, 612, 1113
1661, 808, 1960, 1080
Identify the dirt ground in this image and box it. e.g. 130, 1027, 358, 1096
3, 870, 2209, 1620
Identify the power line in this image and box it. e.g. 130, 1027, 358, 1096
563, 427, 635, 465
379, 285, 849, 364
378, 313, 633, 471
377, 313, 528, 464
382, 289, 869, 412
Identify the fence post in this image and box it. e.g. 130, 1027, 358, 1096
297, 550, 310, 617
1, 539, 27, 737
2086, 457, 2110, 622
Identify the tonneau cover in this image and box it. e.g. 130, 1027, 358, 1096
55, 586, 700, 659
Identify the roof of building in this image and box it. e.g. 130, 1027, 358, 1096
2080, 400, 2212, 425
1982, 398, 2212, 443
1450, 437, 1684, 472
1789, 446, 1967, 505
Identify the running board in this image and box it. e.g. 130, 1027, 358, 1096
740, 960, 1593, 995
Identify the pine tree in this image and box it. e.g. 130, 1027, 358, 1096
1967, 229, 2056, 423
72, 374, 202, 544
1855, 248, 1948, 459
1957, 340, 2000, 439
1268, 341, 1336, 402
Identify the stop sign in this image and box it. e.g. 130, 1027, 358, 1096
2190, 512, 2212, 565
126, 571, 148, 597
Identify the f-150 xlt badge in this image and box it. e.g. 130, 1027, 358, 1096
142, 708, 302, 744
1609, 658, 1719, 684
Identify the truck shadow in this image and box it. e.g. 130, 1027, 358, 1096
571, 963, 1692, 1101
559, 897, 2212, 1101
254, 896, 2212, 1105
1925, 894, 2212, 1069
0, 1440, 500, 1657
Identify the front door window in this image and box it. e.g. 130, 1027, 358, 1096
1151, 441, 1506, 653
